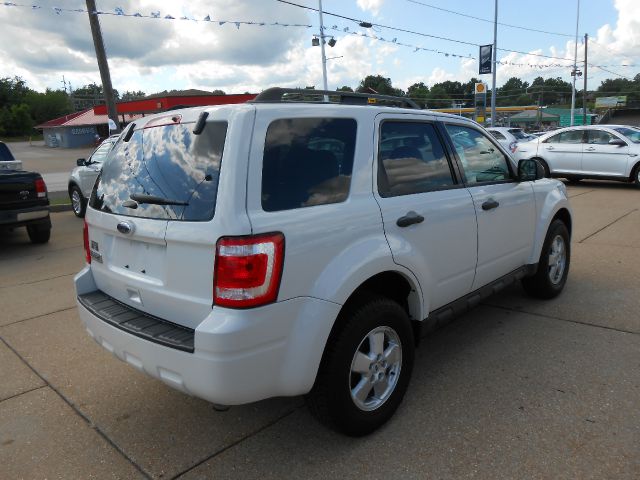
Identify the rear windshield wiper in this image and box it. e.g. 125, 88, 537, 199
129, 193, 189, 206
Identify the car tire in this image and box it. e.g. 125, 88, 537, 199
307, 294, 414, 436
70, 185, 86, 218
522, 219, 570, 299
27, 224, 51, 244
535, 158, 550, 177
632, 164, 640, 189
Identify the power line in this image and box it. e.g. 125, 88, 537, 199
275, 0, 580, 63
592, 65, 633, 80
405, 0, 574, 38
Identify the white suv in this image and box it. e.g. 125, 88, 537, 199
75, 88, 572, 436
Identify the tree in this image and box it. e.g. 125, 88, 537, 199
425, 85, 451, 108
337, 85, 354, 92
120, 90, 146, 101
407, 82, 429, 108
356, 75, 404, 96
25, 89, 71, 126
211, 89, 226, 95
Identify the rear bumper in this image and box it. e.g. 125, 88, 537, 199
74, 266, 341, 405
0, 205, 50, 228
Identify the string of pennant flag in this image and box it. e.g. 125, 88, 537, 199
2, 2, 635, 70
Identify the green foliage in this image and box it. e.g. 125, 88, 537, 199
356, 75, 404, 96
337, 85, 354, 92
25, 89, 71, 126
120, 90, 147, 101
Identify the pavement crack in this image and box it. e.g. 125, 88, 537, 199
485, 303, 640, 336
0, 336, 153, 480
578, 208, 638, 243
171, 405, 304, 480
0, 306, 76, 329
0, 272, 76, 289
567, 189, 596, 198
0, 385, 47, 405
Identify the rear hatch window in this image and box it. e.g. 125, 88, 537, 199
0, 143, 15, 161
90, 121, 227, 221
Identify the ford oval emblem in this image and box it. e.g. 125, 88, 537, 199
117, 221, 134, 235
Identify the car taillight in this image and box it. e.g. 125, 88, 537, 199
213, 232, 285, 308
34, 178, 47, 198
83, 220, 91, 264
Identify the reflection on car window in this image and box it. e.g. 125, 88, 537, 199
261, 118, 356, 212
508, 129, 530, 140
378, 121, 454, 197
587, 130, 616, 145
91, 122, 227, 221
612, 127, 640, 143
445, 124, 512, 184
546, 130, 584, 144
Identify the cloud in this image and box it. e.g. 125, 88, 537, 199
357, 0, 385, 16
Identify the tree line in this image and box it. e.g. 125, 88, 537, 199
2, 73, 639, 138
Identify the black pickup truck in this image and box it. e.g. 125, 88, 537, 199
0, 141, 51, 243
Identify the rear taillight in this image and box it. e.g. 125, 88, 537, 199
213, 233, 285, 308
83, 220, 91, 264
34, 178, 47, 198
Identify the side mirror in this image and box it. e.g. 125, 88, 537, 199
608, 138, 626, 147
518, 158, 545, 181
76, 158, 86, 166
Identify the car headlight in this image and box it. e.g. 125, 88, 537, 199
556, 181, 567, 196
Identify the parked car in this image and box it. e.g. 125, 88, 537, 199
514, 124, 640, 186
0, 141, 23, 171
0, 142, 51, 243
75, 88, 572, 436
487, 127, 536, 153
68, 134, 119, 217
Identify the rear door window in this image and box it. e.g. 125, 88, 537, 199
261, 118, 357, 212
489, 131, 507, 140
0, 143, 15, 161
90, 121, 227, 221
545, 130, 584, 144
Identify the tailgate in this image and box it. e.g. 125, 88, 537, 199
0, 171, 39, 209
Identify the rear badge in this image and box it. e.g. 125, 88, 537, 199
90, 250, 103, 263
117, 221, 135, 235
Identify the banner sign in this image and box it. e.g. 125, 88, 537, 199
594, 96, 627, 108
479, 44, 492, 74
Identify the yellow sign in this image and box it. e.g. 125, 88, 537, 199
475, 83, 486, 94
476, 115, 485, 123
368, 98, 377, 104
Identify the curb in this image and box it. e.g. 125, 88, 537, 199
50, 204, 73, 213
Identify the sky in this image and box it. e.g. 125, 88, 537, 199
0, 0, 638, 96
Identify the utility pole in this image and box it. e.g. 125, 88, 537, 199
85, 0, 120, 133
583, 33, 588, 126
570, 0, 580, 126
490, 0, 498, 127
317, 0, 329, 101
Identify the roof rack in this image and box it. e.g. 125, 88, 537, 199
251, 87, 420, 110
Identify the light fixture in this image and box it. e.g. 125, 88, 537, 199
312, 37, 319, 46
328, 37, 336, 47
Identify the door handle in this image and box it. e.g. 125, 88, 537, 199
585, 146, 596, 151
396, 211, 425, 227
482, 199, 500, 211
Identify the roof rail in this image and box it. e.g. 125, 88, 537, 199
251, 87, 420, 110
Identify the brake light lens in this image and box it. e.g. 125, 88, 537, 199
34, 178, 47, 198
214, 233, 285, 308
83, 220, 91, 264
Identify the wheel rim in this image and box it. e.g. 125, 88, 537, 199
349, 326, 402, 412
71, 190, 82, 214
548, 234, 567, 285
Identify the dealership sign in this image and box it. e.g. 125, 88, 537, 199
479, 45, 492, 74
594, 96, 627, 108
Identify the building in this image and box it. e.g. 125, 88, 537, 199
37, 92, 258, 148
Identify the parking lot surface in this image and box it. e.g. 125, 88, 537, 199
1, 181, 638, 479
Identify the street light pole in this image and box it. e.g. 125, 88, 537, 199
490, 0, 498, 127
317, 0, 329, 101
570, 0, 580, 126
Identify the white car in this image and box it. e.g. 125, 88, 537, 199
68, 135, 119, 217
0, 141, 22, 171
514, 125, 640, 187
75, 88, 572, 436
487, 127, 536, 153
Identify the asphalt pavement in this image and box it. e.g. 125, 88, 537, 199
0, 182, 638, 479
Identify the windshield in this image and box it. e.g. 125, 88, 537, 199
90, 121, 228, 221
612, 127, 640, 144
89, 140, 116, 163
508, 129, 534, 140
